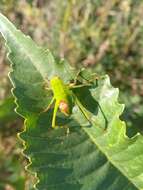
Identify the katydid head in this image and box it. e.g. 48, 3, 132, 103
59, 100, 70, 116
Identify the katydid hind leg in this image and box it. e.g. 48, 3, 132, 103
69, 83, 92, 89
74, 68, 84, 84
75, 95, 107, 129
74, 69, 99, 85
71, 68, 96, 88
74, 96, 91, 124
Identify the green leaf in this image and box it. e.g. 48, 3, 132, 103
0, 96, 18, 125
0, 13, 75, 116
0, 13, 143, 190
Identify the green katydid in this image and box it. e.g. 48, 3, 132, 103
43, 71, 94, 128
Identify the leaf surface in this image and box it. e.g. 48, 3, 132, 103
0, 13, 143, 190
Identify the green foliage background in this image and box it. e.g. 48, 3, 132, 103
0, 0, 143, 189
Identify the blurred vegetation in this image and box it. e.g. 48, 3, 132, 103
0, 0, 143, 189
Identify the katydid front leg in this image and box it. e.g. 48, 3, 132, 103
42, 97, 62, 128
52, 100, 59, 128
